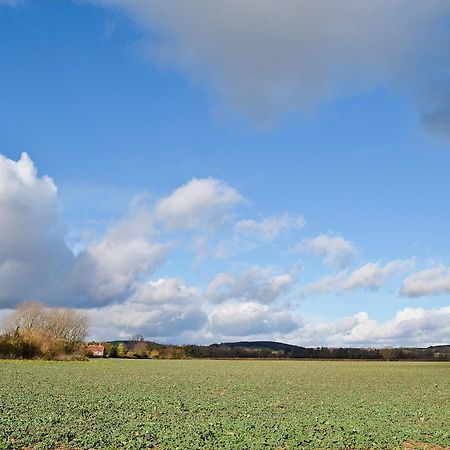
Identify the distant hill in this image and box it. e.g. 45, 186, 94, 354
214, 341, 450, 356
218, 341, 306, 352
194, 341, 383, 359
108, 339, 162, 347
427, 344, 450, 351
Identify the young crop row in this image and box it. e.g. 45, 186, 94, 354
0, 360, 449, 449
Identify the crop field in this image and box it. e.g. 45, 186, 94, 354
0, 360, 449, 450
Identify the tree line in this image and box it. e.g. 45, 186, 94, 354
182, 343, 450, 361
98, 341, 450, 361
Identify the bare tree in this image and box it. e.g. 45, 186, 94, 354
132, 341, 149, 358
3, 301, 90, 343
44, 308, 90, 343
3, 301, 46, 333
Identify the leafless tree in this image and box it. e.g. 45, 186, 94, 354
44, 308, 90, 343
3, 301, 46, 333
3, 301, 90, 343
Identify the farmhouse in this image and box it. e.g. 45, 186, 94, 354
87, 344, 105, 357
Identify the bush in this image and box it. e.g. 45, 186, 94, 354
0, 328, 89, 360
0, 301, 90, 361
117, 343, 127, 357
105, 343, 117, 358
132, 341, 149, 358
0, 331, 39, 359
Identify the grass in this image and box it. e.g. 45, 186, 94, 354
0, 359, 449, 449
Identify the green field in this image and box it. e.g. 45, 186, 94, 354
0, 360, 448, 449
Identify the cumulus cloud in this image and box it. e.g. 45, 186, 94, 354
306, 259, 415, 294
295, 306, 450, 347
136, 277, 199, 304
0, 153, 168, 307
297, 233, 358, 269
235, 213, 305, 241
198, 305, 450, 346
206, 267, 297, 304
70, 208, 167, 305
89, 278, 206, 340
89, 0, 450, 126
400, 265, 450, 297
207, 301, 298, 337
0, 153, 264, 308
0, 153, 74, 307
89, 277, 302, 341
0, 153, 298, 312
305, 272, 347, 296
215, 213, 305, 259
155, 178, 244, 231
2, 153, 446, 346
342, 259, 415, 291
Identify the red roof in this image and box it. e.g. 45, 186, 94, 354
87, 344, 105, 353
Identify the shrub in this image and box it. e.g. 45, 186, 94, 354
117, 343, 127, 357
105, 343, 117, 358
1, 301, 90, 360
0, 331, 39, 359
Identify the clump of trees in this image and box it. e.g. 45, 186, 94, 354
0, 301, 89, 360
104, 339, 194, 359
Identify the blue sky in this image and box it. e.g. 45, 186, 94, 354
1, 0, 449, 346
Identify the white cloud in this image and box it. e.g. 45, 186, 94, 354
0, 153, 74, 307
0, 153, 167, 308
70, 208, 167, 305
206, 267, 296, 304
294, 306, 450, 347
89, 0, 450, 124
135, 277, 199, 304
189, 305, 450, 347
305, 272, 347, 295
215, 213, 305, 259
297, 233, 358, 268
155, 178, 244, 231
0, 154, 257, 309
306, 259, 415, 294
0, 154, 261, 308
235, 213, 305, 241
89, 278, 206, 340
400, 265, 450, 297
1, 154, 446, 347
207, 301, 298, 337
342, 259, 415, 291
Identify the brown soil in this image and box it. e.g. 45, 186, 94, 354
403, 441, 450, 450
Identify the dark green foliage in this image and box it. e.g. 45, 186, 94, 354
106, 340, 450, 361
194, 341, 450, 360
105, 343, 117, 358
